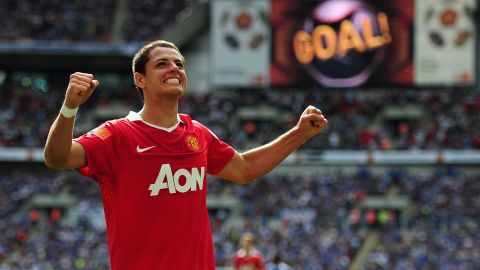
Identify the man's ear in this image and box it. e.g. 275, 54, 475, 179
134, 72, 145, 89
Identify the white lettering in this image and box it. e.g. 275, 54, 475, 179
174, 169, 190, 193
149, 164, 205, 196
190, 167, 205, 191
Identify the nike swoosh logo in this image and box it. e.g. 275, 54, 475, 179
136, 145, 156, 153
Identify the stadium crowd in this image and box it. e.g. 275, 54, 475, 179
208, 171, 376, 268
0, 0, 115, 42
363, 169, 480, 270
0, 0, 199, 42
0, 169, 109, 270
122, 0, 199, 42
1, 167, 479, 269
1, 81, 479, 151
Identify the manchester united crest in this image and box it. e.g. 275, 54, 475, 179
185, 135, 200, 152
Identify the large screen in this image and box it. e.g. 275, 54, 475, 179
271, 0, 477, 88
271, 0, 414, 87
211, 0, 477, 88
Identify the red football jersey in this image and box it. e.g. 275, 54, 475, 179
233, 249, 266, 270
75, 112, 235, 270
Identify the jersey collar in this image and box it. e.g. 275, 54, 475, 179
126, 111, 184, 132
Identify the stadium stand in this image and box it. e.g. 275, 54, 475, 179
363, 169, 480, 270
1, 81, 479, 151
0, 0, 116, 42
1, 166, 479, 269
0, 0, 479, 269
122, 0, 200, 42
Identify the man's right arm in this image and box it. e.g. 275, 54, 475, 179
44, 72, 99, 170
44, 115, 87, 169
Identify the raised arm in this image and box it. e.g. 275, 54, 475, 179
44, 72, 99, 169
216, 105, 327, 184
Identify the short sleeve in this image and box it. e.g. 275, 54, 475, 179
74, 123, 114, 182
256, 251, 265, 266
232, 253, 240, 267
206, 128, 235, 175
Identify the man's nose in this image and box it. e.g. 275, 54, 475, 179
167, 62, 180, 72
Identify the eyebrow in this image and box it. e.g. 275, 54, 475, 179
152, 57, 184, 64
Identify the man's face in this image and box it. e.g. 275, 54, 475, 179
135, 46, 187, 99
241, 235, 254, 249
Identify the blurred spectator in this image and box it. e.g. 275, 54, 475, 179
233, 232, 265, 270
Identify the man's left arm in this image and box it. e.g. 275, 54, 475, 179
216, 106, 327, 184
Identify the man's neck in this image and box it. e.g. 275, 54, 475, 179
139, 100, 179, 128
243, 247, 253, 256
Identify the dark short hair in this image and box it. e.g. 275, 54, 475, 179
131, 40, 184, 101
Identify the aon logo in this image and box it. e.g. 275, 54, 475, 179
149, 164, 205, 196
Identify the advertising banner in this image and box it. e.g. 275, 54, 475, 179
211, 0, 271, 87
414, 0, 476, 86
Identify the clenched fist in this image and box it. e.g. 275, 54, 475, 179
64, 72, 99, 108
296, 105, 328, 140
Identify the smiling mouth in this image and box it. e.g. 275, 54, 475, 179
164, 78, 181, 85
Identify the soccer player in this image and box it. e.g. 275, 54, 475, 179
233, 232, 265, 270
44, 40, 327, 270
